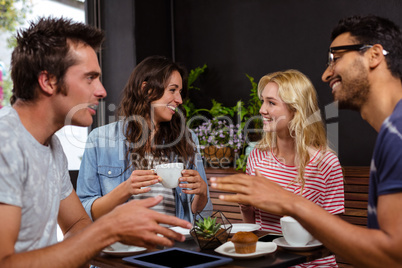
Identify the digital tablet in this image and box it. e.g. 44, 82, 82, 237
122, 247, 233, 268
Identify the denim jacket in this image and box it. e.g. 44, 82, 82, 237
76, 120, 212, 222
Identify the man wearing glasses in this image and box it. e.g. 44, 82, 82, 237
211, 15, 402, 267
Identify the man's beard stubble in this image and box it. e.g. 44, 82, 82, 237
337, 58, 370, 112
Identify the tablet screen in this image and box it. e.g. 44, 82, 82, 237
123, 247, 232, 268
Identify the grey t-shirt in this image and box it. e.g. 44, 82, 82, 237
0, 107, 73, 253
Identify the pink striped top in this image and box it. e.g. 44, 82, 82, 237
246, 148, 344, 267
246, 148, 345, 233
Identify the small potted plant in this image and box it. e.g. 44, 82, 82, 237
190, 211, 232, 250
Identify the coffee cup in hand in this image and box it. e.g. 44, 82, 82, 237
280, 216, 313, 246
154, 163, 184, 188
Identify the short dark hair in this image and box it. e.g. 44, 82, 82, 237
331, 15, 402, 80
10, 16, 105, 104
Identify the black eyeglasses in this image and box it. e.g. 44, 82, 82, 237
327, 44, 389, 68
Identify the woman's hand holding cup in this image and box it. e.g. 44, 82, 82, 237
125, 170, 161, 195
154, 163, 184, 188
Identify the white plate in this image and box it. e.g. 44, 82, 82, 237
230, 223, 260, 234
102, 242, 147, 257
215, 241, 277, 259
169, 226, 192, 239
273, 237, 323, 251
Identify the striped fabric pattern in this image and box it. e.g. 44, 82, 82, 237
246, 148, 344, 267
130, 154, 176, 222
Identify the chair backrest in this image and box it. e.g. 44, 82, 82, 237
205, 166, 370, 226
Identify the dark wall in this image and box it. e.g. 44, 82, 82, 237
86, 0, 173, 125
172, 0, 401, 166
134, 0, 173, 62
86, 0, 137, 126
87, 0, 402, 166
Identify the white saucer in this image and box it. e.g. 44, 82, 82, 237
169, 226, 191, 239
273, 237, 323, 251
102, 242, 147, 257
230, 223, 260, 234
214, 241, 277, 259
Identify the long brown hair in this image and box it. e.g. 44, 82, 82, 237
118, 56, 195, 168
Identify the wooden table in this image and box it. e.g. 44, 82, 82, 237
90, 231, 331, 268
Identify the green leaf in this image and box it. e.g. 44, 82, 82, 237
188, 64, 207, 90
0, 0, 32, 34
182, 64, 208, 118
235, 154, 248, 172
194, 216, 222, 238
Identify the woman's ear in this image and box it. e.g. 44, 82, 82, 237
141, 81, 152, 95
38, 71, 57, 96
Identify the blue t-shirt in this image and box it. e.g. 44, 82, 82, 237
368, 100, 402, 228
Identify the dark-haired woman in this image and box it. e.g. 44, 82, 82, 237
77, 56, 212, 222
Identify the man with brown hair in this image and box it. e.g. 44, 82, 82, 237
0, 17, 191, 267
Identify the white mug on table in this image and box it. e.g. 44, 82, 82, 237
154, 163, 184, 188
280, 216, 313, 246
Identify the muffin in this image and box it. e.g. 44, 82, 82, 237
231, 231, 258, 254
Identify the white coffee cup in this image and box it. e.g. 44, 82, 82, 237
280, 216, 313, 246
154, 163, 184, 188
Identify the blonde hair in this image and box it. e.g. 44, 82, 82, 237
257, 69, 328, 188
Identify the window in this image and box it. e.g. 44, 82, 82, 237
0, 0, 87, 171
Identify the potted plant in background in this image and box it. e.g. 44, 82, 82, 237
190, 211, 232, 250
183, 65, 262, 170
234, 74, 263, 171
183, 64, 208, 119
194, 118, 244, 166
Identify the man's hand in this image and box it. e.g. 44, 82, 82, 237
210, 169, 298, 216
103, 196, 192, 249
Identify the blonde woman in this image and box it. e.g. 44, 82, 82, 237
241, 70, 344, 267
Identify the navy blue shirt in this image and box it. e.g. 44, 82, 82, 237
369, 100, 402, 228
